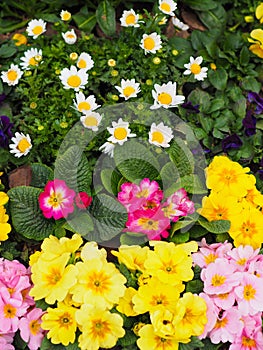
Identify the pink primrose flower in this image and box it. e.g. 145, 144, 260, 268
201, 259, 240, 295
39, 179, 76, 220
162, 188, 195, 222
0, 333, 15, 350
229, 323, 263, 350
234, 273, 263, 315
198, 293, 218, 339
75, 192, 92, 209
212, 290, 236, 310
19, 307, 46, 350
227, 245, 260, 272
209, 307, 243, 344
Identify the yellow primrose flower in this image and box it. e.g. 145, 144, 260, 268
244, 186, 263, 208
144, 242, 195, 284
29, 253, 78, 304
76, 304, 125, 350
0, 192, 9, 206
71, 258, 126, 308
132, 278, 184, 314
256, 3, 263, 23
112, 245, 149, 272
228, 206, 263, 249
205, 155, 256, 197
173, 293, 207, 341
150, 308, 176, 339
137, 324, 181, 350
248, 29, 263, 58
117, 287, 139, 316
0, 205, 11, 241
41, 302, 77, 346
12, 33, 27, 46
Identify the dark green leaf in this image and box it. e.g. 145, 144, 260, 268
185, 279, 204, 293
182, 0, 217, 11
40, 336, 79, 350
232, 97, 246, 118
65, 211, 94, 236
120, 232, 148, 246
96, 0, 116, 37
101, 168, 122, 196
208, 68, 228, 90
179, 336, 204, 349
198, 216, 230, 233
198, 4, 227, 30
0, 44, 17, 58
30, 163, 53, 188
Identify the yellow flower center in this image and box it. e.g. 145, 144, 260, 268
151, 294, 168, 306
126, 13, 136, 25
47, 192, 63, 208
4, 304, 16, 318
123, 86, 135, 97
29, 320, 41, 335
91, 319, 110, 338
7, 70, 18, 82
32, 26, 43, 35
137, 217, 159, 230
46, 269, 62, 285
219, 169, 237, 185
190, 63, 201, 75
62, 12, 71, 21
215, 317, 228, 329
114, 127, 128, 140
211, 274, 226, 287
151, 131, 164, 144
204, 253, 218, 265
78, 59, 87, 69
78, 101, 91, 111
160, 2, 171, 12
17, 138, 31, 153
59, 312, 73, 328
243, 284, 256, 301
67, 75, 81, 88
67, 34, 75, 39
242, 336, 256, 347
84, 116, 98, 127
218, 293, 229, 300
237, 258, 247, 265
157, 92, 172, 105
241, 221, 257, 238
136, 188, 149, 198
29, 57, 38, 66
144, 37, 155, 50
87, 271, 110, 294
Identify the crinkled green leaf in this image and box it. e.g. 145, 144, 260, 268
96, 0, 116, 36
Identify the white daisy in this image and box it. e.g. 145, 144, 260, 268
9, 132, 32, 158
1, 64, 23, 86
99, 142, 115, 158
59, 66, 88, 91
151, 81, 185, 109
62, 29, 77, 44
172, 17, 189, 31
26, 19, 46, 39
120, 9, 140, 27
159, 0, 177, 16
107, 118, 136, 145
76, 52, 94, 71
140, 32, 162, 54
80, 111, 102, 131
183, 56, 208, 81
115, 79, 141, 100
148, 122, 173, 148
73, 92, 100, 112
20, 48, 43, 70
60, 10, 71, 21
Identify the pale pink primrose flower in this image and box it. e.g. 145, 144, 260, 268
212, 290, 236, 310
227, 245, 260, 272
229, 323, 263, 350
198, 293, 218, 339
0, 333, 15, 350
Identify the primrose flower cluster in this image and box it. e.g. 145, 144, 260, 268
28, 233, 208, 350
193, 240, 263, 349
0, 258, 45, 350
118, 178, 195, 240
199, 155, 263, 249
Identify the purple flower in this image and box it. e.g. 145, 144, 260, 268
181, 101, 200, 113
242, 110, 257, 136
222, 134, 243, 153
0, 116, 14, 148
247, 92, 263, 114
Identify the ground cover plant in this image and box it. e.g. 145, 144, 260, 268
1, 0, 263, 349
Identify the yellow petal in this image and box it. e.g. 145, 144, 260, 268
256, 3, 263, 20
250, 29, 263, 44
249, 44, 263, 58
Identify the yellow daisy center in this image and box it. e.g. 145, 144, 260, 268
123, 86, 135, 97
17, 138, 31, 153
29, 57, 38, 66
84, 116, 98, 127
67, 75, 81, 88
211, 274, 226, 287
242, 336, 256, 347
114, 127, 128, 140
243, 284, 256, 301
7, 70, 18, 82
190, 63, 201, 75
67, 34, 75, 39
157, 92, 172, 105
32, 26, 43, 35
48, 192, 63, 208
151, 131, 164, 143
138, 217, 159, 230
78, 101, 91, 111
78, 59, 87, 69
126, 13, 136, 25
160, 2, 171, 12
4, 304, 16, 318
29, 320, 41, 335
62, 12, 71, 21
144, 37, 155, 50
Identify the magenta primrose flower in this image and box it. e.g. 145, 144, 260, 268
39, 179, 76, 220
